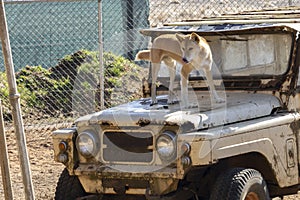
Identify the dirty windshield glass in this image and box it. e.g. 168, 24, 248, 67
208, 33, 292, 76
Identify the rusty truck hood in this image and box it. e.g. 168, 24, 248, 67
75, 92, 281, 132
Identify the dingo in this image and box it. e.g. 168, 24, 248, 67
136, 32, 224, 107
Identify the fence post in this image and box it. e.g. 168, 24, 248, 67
0, 99, 13, 200
0, 1, 35, 200
98, 0, 105, 110
125, 0, 134, 60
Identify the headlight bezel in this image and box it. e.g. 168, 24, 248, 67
76, 131, 99, 158
156, 131, 177, 161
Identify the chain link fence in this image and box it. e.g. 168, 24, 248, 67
1, 0, 300, 199
0, 0, 300, 130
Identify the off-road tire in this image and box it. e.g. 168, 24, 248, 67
55, 168, 87, 200
210, 168, 270, 200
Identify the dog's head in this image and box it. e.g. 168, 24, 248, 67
176, 32, 202, 64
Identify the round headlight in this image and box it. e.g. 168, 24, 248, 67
156, 131, 176, 160
76, 131, 98, 158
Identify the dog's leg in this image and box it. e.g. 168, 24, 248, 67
204, 69, 225, 103
163, 57, 177, 104
151, 62, 160, 105
180, 64, 193, 108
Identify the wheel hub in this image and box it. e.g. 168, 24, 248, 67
245, 192, 259, 200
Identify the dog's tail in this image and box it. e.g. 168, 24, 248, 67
135, 50, 150, 61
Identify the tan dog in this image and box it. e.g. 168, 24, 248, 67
136, 32, 224, 107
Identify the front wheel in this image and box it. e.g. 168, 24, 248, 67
210, 168, 270, 200
55, 168, 87, 200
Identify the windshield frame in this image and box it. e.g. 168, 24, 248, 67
144, 26, 298, 92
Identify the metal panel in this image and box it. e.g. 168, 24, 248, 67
102, 131, 154, 164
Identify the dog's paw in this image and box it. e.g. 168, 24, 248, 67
167, 93, 179, 105
214, 97, 225, 103
150, 101, 158, 106
167, 99, 179, 105
150, 99, 158, 106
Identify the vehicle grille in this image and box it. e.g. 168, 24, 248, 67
102, 131, 154, 163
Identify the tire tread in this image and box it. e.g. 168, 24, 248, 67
55, 168, 86, 200
210, 168, 270, 200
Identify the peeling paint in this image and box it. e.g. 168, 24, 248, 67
75, 93, 281, 133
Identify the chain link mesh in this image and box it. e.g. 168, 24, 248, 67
1, 0, 299, 129
1, 0, 300, 199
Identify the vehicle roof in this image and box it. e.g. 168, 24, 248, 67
140, 7, 300, 37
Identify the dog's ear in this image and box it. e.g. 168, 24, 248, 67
190, 32, 200, 44
176, 33, 184, 43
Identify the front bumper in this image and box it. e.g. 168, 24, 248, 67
74, 164, 180, 196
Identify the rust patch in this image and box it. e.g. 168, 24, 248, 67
137, 118, 151, 127
290, 121, 300, 134
263, 79, 281, 89
99, 120, 114, 126
164, 121, 195, 132
164, 121, 178, 126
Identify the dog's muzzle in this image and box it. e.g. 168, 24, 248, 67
182, 57, 189, 64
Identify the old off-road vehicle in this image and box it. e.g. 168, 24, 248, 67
53, 8, 300, 200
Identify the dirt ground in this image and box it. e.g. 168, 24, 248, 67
0, 127, 299, 200
0, 128, 64, 200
